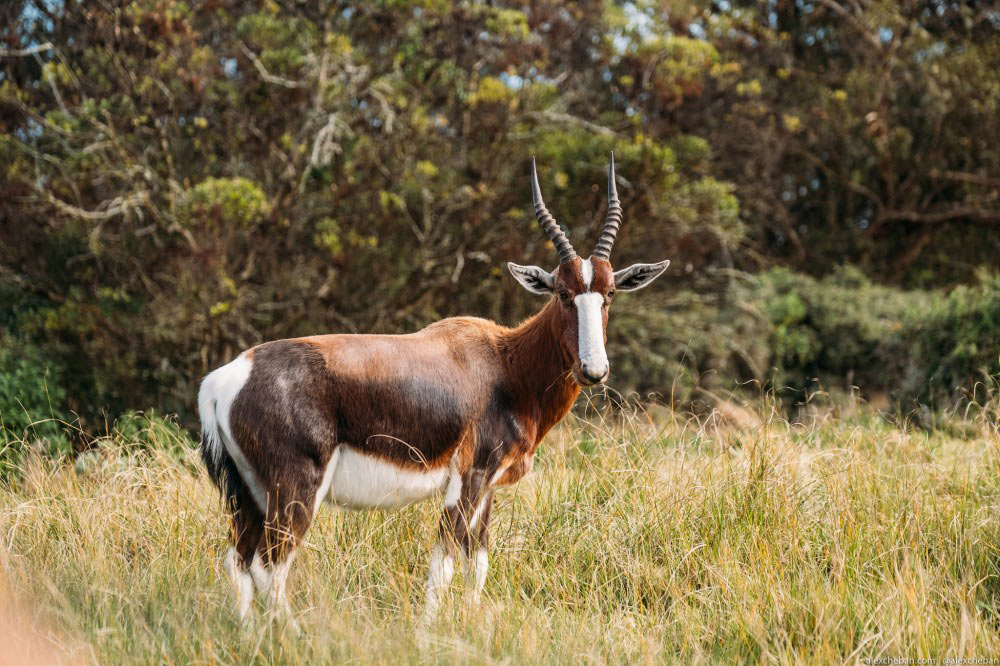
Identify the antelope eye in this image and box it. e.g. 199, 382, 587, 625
607, 289, 616, 299
558, 290, 571, 302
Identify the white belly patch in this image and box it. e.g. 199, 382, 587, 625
326, 446, 449, 510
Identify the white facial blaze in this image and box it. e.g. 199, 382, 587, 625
574, 292, 608, 379
579, 257, 594, 288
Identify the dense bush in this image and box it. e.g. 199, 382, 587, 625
611, 267, 1000, 411
903, 273, 1000, 409
0, 338, 194, 474
0, 337, 72, 476
752, 267, 923, 402
3, 263, 998, 457
757, 269, 1000, 409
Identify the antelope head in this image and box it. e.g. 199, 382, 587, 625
508, 155, 669, 386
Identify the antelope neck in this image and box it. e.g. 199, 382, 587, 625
500, 299, 580, 440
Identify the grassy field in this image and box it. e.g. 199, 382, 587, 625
1, 401, 999, 664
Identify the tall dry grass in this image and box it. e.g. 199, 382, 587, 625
1, 401, 999, 664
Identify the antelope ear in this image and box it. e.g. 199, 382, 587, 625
507, 263, 555, 294
613, 260, 670, 292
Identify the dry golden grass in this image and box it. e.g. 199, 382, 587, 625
1, 403, 999, 664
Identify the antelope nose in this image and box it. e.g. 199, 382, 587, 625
581, 366, 610, 385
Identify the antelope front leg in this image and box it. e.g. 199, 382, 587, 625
465, 489, 494, 604
423, 539, 456, 622
424, 469, 488, 621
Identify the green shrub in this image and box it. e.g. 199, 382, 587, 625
740, 267, 1000, 410
614, 266, 999, 413
608, 272, 773, 407
753, 266, 925, 401
901, 271, 1000, 408
179, 177, 271, 229
0, 337, 72, 476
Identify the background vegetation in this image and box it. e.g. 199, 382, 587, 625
2, 3, 1000, 663
2, 0, 999, 442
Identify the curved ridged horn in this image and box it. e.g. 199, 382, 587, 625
531, 157, 577, 264
592, 152, 622, 261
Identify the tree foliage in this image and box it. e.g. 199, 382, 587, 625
697, 0, 1000, 282
0, 1, 997, 425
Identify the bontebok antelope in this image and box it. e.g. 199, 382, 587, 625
198, 155, 669, 624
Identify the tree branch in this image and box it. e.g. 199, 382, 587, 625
928, 170, 1000, 188
525, 110, 616, 136
42, 190, 150, 221
881, 207, 1000, 224
814, 0, 883, 50
797, 148, 885, 211
238, 41, 306, 89
0, 42, 54, 57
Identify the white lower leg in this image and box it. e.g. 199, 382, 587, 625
223, 547, 254, 621
249, 551, 297, 627
465, 547, 488, 604
268, 554, 295, 620
424, 543, 455, 621
249, 552, 271, 595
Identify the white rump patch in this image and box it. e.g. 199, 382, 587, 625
573, 292, 609, 377
199, 353, 268, 512
326, 446, 449, 510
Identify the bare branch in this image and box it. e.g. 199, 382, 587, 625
814, 0, 883, 50
34, 52, 74, 119
367, 81, 396, 134
308, 113, 350, 167
928, 170, 1000, 188
526, 111, 616, 136
238, 41, 306, 89
797, 148, 884, 211
42, 190, 150, 221
0, 42, 54, 57
882, 207, 1000, 224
